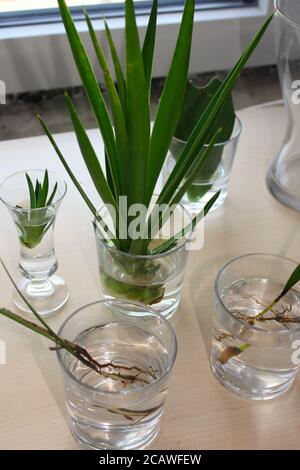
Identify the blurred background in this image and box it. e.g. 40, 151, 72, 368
0, 0, 279, 140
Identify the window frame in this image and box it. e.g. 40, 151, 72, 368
0, 1, 259, 27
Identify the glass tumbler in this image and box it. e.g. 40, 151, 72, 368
57, 299, 177, 450
94, 197, 193, 320
211, 253, 300, 400
163, 117, 242, 213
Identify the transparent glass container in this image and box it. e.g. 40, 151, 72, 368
267, 1, 300, 211
211, 253, 300, 400
57, 299, 177, 450
94, 200, 192, 320
163, 117, 242, 213
0, 170, 68, 316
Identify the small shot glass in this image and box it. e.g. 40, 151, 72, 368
57, 299, 177, 450
211, 253, 300, 400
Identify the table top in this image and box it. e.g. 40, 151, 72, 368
0, 102, 300, 450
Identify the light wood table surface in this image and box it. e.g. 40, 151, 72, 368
0, 102, 300, 450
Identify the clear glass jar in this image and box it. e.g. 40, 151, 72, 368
57, 299, 177, 450
163, 117, 242, 213
94, 200, 192, 319
211, 253, 300, 400
267, 1, 300, 211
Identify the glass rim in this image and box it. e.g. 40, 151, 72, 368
215, 252, 300, 336
0, 169, 67, 213
56, 299, 177, 396
275, 0, 300, 31
94, 198, 193, 260
172, 115, 242, 147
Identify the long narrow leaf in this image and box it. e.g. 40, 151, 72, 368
159, 13, 273, 209
142, 0, 158, 96
37, 169, 49, 207
85, 11, 127, 193
58, 0, 120, 197
125, 0, 150, 208
150, 190, 220, 255
104, 19, 127, 114
147, 0, 195, 203
276, 264, 300, 301
0, 307, 58, 343
46, 182, 58, 206
37, 114, 120, 249
169, 129, 221, 207
0, 258, 59, 341
142, 128, 221, 251
35, 180, 41, 205
65, 93, 117, 211
25, 173, 36, 209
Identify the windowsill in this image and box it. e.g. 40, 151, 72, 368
0, 0, 274, 94
0, 2, 268, 40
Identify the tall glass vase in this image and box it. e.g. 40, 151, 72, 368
0, 170, 68, 316
267, 1, 300, 211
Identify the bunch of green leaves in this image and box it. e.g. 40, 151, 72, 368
25, 170, 58, 210
170, 78, 236, 202
37, 0, 273, 257
16, 170, 58, 249
219, 263, 300, 364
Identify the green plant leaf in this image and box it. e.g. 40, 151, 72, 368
175, 79, 235, 143
170, 128, 222, 206
0, 307, 57, 343
25, 173, 36, 209
85, 10, 127, 193
150, 190, 220, 255
171, 78, 235, 202
37, 114, 120, 249
143, 128, 221, 250
46, 182, 58, 206
125, 0, 150, 208
276, 264, 300, 301
65, 93, 117, 211
35, 180, 41, 205
0, 258, 59, 341
57, 0, 120, 198
147, 0, 195, 203
37, 169, 49, 207
158, 13, 273, 209
142, 0, 157, 96
104, 19, 127, 114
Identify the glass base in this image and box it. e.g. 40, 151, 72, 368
181, 187, 227, 215
103, 292, 180, 320
211, 356, 295, 401
266, 158, 300, 213
14, 274, 69, 317
69, 415, 161, 450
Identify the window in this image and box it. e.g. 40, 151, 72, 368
0, 0, 271, 94
0, 1, 258, 27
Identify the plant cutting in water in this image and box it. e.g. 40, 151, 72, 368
15, 170, 58, 249
37, 0, 273, 305
0, 258, 157, 386
170, 78, 235, 203
218, 263, 300, 364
